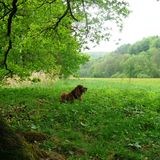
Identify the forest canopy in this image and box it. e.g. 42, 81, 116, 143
0, 0, 130, 79
79, 36, 160, 78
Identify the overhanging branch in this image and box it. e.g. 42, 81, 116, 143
7, 0, 18, 36
42, 0, 78, 32
0, 1, 11, 21
0, 1, 9, 10
81, 0, 89, 37
53, 6, 69, 30
2, 38, 13, 77
66, 0, 78, 21
53, 0, 78, 30
1, 0, 18, 77
37, 0, 56, 9
0, 9, 12, 21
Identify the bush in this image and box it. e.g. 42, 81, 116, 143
111, 72, 128, 78
137, 73, 151, 78
31, 78, 41, 83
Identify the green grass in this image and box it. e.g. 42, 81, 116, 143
0, 78, 160, 160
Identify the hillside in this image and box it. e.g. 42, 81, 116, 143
85, 51, 108, 59
79, 36, 160, 78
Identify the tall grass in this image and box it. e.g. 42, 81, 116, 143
0, 78, 160, 159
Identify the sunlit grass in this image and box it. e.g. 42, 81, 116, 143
0, 78, 160, 159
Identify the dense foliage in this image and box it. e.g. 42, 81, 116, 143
79, 36, 160, 78
0, 0, 129, 79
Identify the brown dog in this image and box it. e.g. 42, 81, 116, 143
60, 85, 87, 103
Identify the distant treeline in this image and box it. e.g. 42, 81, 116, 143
79, 36, 160, 78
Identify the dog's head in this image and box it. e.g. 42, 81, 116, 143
76, 85, 87, 94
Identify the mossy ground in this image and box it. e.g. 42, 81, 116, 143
0, 78, 160, 159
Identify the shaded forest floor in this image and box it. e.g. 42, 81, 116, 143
0, 78, 160, 160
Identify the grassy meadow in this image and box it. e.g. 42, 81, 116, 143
0, 78, 160, 160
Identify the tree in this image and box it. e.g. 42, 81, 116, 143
79, 36, 160, 78
128, 38, 150, 55
115, 44, 131, 54
0, 0, 130, 79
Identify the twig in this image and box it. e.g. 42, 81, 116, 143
81, 0, 89, 36
66, 0, 78, 21
0, 9, 12, 20
53, 7, 69, 30
37, 0, 56, 9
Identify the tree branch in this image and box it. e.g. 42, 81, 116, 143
2, 39, 13, 77
1, 0, 18, 77
0, 9, 12, 21
0, 1, 11, 21
66, 0, 78, 21
37, 0, 56, 9
53, 6, 69, 30
0, 1, 9, 9
7, 0, 18, 36
42, 0, 78, 32
81, 0, 89, 36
